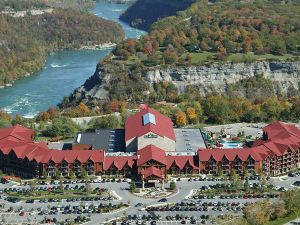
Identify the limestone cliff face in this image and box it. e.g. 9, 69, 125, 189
145, 61, 300, 96
67, 61, 300, 106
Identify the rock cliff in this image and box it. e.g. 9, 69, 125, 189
145, 61, 300, 96
67, 61, 300, 106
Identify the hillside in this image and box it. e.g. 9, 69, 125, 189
0, 0, 95, 11
0, 2, 125, 86
119, 0, 195, 31
59, 0, 300, 123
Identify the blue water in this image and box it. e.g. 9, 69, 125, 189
222, 141, 242, 148
0, 2, 146, 118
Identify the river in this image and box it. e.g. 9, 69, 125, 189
0, 2, 145, 118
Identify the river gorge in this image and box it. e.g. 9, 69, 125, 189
0, 2, 145, 118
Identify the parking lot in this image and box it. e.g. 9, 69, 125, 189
0, 174, 298, 224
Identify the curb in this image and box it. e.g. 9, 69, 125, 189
102, 206, 130, 215
185, 189, 195, 199
110, 190, 122, 200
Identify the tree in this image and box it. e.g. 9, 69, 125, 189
39, 112, 51, 122
68, 171, 75, 180
42, 170, 48, 179
270, 201, 287, 220
56, 171, 63, 180
262, 97, 283, 121
281, 189, 300, 215
85, 181, 92, 194
169, 180, 177, 191
186, 107, 198, 124
80, 169, 88, 180
244, 179, 250, 192
230, 169, 242, 189
0, 111, 12, 128
203, 96, 232, 124
243, 201, 273, 225
88, 115, 119, 129
129, 180, 136, 191
175, 111, 187, 127
46, 117, 78, 138
163, 50, 178, 64
58, 180, 64, 192
28, 180, 36, 192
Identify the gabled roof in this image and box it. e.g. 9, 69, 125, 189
141, 166, 164, 179
0, 125, 34, 143
263, 122, 300, 141
104, 156, 136, 170
198, 147, 268, 162
137, 145, 167, 166
0, 137, 105, 164
125, 106, 175, 142
166, 155, 198, 170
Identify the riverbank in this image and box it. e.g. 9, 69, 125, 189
0, 2, 146, 117
0, 42, 116, 90
79, 42, 116, 50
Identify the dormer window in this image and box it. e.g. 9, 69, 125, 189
143, 113, 156, 125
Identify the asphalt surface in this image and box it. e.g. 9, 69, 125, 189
0, 175, 298, 224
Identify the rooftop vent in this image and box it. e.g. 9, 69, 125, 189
143, 112, 156, 125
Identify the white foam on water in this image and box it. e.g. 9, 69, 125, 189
50, 64, 68, 68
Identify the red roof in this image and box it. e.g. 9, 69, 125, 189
263, 122, 300, 141
141, 166, 164, 179
0, 125, 34, 143
0, 140, 105, 164
166, 155, 198, 170
125, 107, 175, 142
137, 145, 167, 166
104, 156, 136, 170
199, 122, 300, 163
198, 147, 268, 162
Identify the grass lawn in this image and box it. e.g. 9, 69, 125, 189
127, 55, 141, 64
227, 52, 296, 62
265, 211, 300, 225
190, 51, 215, 64
189, 52, 296, 65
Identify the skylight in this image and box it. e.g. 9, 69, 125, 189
143, 112, 156, 125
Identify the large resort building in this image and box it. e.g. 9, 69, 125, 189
0, 106, 299, 183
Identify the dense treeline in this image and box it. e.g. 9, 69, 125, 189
0, 8, 124, 85
114, 0, 300, 65
0, 0, 94, 11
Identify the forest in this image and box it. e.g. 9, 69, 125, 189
0, 0, 95, 11
114, 0, 300, 65
0, 7, 124, 85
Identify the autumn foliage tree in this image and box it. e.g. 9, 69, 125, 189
175, 111, 187, 127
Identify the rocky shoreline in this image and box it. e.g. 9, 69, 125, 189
78, 42, 116, 50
